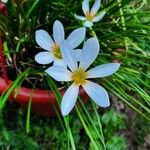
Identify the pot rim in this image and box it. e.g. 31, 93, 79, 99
0, 76, 88, 104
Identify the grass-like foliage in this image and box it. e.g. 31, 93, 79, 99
0, 0, 150, 149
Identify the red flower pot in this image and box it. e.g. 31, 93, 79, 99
0, 77, 89, 116
0, 33, 89, 117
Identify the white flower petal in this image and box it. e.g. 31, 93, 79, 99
93, 11, 106, 22
91, 0, 101, 14
84, 20, 93, 28
53, 59, 67, 68
66, 27, 86, 49
82, 0, 89, 15
35, 30, 54, 51
61, 84, 79, 116
74, 14, 86, 21
60, 40, 78, 72
73, 49, 81, 62
1, 0, 8, 3
45, 66, 72, 82
79, 38, 99, 70
83, 81, 110, 107
87, 63, 120, 78
35, 52, 54, 64
53, 20, 65, 43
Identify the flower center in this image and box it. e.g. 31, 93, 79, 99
72, 68, 87, 85
51, 43, 62, 59
85, 11, 95, 21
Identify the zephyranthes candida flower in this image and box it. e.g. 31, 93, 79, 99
35, 20, 86, 67
74, 0, 106, 28
45, 38, 120, 116
1, 0, 8, 3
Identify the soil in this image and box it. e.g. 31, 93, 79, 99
111, 93, 150, 150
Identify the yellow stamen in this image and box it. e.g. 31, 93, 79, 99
51, 43, 62, 59
72, 68, 88, 85
85, 11, 95, 21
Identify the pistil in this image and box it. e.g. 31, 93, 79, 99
85, 11, 95, 21
72, 68, 87, 85
51, 43, 62, 59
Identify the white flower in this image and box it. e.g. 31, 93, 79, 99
45, 38, 120, 116
74, 0, 106, 28
35, 20, 86, 68
1, 0, 8, 3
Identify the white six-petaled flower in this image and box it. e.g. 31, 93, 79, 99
35, 20, 86, 68
74, 0, 106, 28
1, 0, 8, 3
45, 38, 120, 116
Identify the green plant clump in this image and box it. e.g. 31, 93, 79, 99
0, 0, 150, 149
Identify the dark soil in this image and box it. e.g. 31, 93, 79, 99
111, 93, 150, 150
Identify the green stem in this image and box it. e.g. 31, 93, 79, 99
26, 80, 37, 133
89, 27, 97, 38
117, 0, 128, 51
75, 105, 99, 150
92, 102, 106, 150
